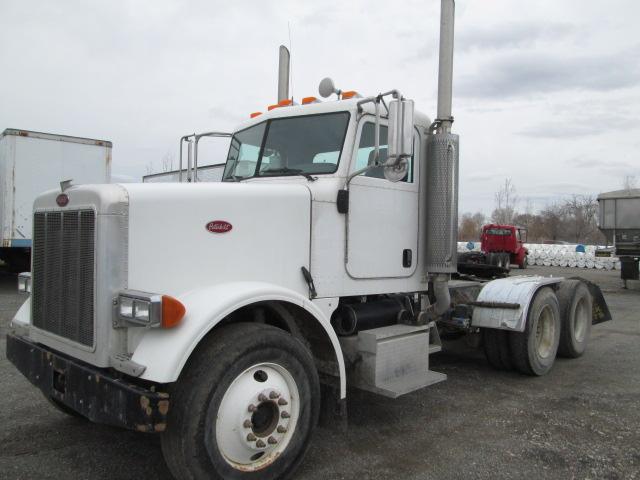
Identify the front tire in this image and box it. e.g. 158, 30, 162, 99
519, 256, 528, 269
509, 288, 561, 376
162, 323, 320, 480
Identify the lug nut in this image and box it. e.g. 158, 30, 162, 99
248, 404, 257, 412
268, 436, 278, 445
256, 439, 266, 448
277, 425, 287, 434
246, 433, 257, 442
281, 411, 290, 419
278, 398, 288, 406
269, 391, 280, 399
258, 393, 268, 402
243, 420, 253, 429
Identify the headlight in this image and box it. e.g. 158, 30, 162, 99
17, 272, 31, 294
116, 291, 162, 327
134, 301, 150, 322
114, 290, 185, 329
119, 296, 134, 318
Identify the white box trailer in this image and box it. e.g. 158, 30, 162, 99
0, 128, 111, 270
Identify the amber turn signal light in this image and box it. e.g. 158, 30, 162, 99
162, 295, 186, 328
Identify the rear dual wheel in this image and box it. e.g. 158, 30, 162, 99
483, 287, 563, 376
488, 252, 511, 273
557, 280, 592, 358
509, 288, 561, 375
162, 323, 320, 480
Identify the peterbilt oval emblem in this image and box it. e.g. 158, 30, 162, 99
206, 220, 232, 233
56, 194, 69, 207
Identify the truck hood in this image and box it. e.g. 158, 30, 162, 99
122, 182, 313, 297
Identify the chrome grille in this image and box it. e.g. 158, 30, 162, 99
32, 210, 96, 347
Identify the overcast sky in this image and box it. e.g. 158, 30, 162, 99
1, 0, 639, 215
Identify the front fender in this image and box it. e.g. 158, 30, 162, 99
471, 276, 563, 331
131, 282, 346, 397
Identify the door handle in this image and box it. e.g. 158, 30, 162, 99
403, 249, 412, 268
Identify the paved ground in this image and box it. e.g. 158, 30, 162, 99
1, 266, 638, 479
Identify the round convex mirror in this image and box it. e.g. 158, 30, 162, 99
383, 158, 409, 182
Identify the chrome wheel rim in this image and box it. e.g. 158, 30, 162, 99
215, 363, 300, 471
535, 305, 555, 359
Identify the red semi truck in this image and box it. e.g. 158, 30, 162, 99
458, 224, 528, 277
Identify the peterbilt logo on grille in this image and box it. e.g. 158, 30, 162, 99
56, 194, 69, 207
206, 220, 232, 233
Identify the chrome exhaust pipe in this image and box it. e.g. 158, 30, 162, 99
277, 45, 290, 102
427, 0, 458, 317
436, 0, 455, 133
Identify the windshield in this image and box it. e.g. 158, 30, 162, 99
222, 112, 350, 181
486, 228, 512, 236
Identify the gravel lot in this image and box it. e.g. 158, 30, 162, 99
1, 266, 638, 480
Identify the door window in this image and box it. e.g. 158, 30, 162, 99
354, 122, 414, 182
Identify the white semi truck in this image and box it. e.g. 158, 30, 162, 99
0, 128, 111, 271
7, 2, 611, 479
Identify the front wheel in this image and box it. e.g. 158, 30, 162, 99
162, 323, 320, 480
519, 256, 528, 270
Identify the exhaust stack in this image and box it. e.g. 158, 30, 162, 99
436, 0, 455, 133
277, 45, 290, 102
426, 0, 459, 289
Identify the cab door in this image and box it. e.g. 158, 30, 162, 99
346, 119, 420, 279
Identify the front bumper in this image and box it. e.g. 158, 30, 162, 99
6, 333, 169, 433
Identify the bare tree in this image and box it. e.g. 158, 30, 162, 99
458, 212, 485, 241
491, 178, 518, 224
161, 151, 175, 172
563, 195, 599, 243
540, 202, 565, 242
145, 151, 176, 177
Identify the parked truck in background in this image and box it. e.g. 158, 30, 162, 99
6, 2, 611, 479
458, 224, 528, 277
0, 128, 111, 271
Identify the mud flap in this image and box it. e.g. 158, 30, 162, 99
569, 277, 612, 325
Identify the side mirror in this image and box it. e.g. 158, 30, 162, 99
388, 99, 414, 159
385, 99, 414, 182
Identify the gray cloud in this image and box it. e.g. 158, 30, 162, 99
457, 22, 575, 52
517, 119, 634, 138
568, 157, 633, 169
457, 47, 640, 99
466, 172, 501, 182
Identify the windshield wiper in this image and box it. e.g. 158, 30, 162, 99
223, 175, 247, 182
259, 168, 317, 182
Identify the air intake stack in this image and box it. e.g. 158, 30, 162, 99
426, 0, 459, 276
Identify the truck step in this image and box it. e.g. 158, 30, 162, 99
341, 324, 446, 399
